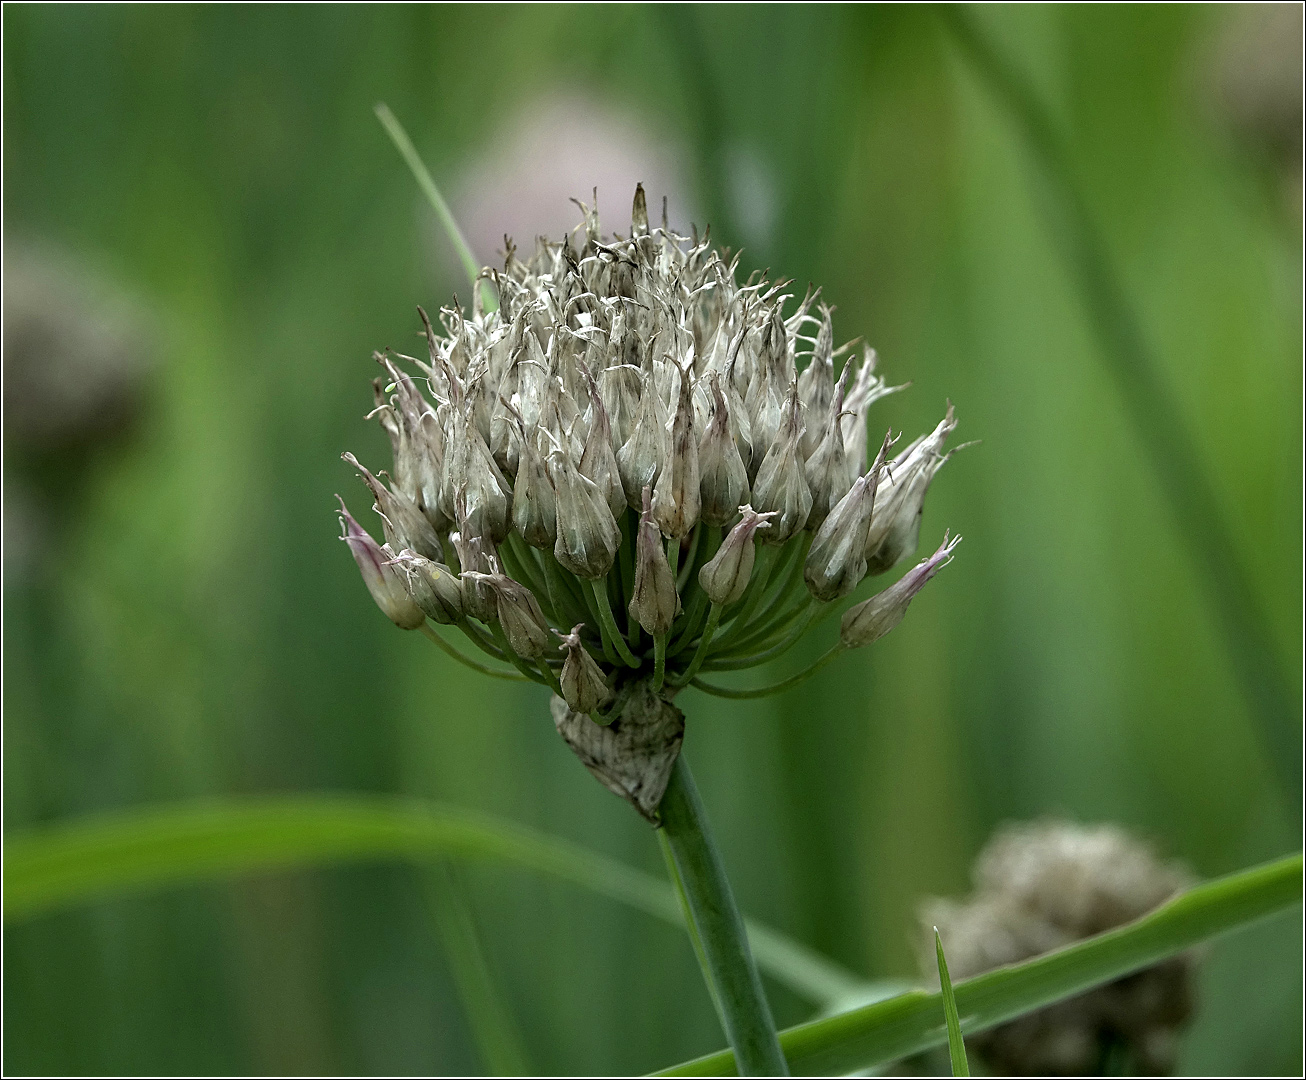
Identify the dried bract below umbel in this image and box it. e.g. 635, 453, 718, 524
338, 187, 964, 817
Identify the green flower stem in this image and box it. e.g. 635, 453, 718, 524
677, 525, 704, 592
672, 605, 723, 688
692, 643, 845, 700
669, 586, 711, 657
714, 544, 779, 646
488, 623, 552, 687
704, 603, 820, 672
654, 633, 669, 692
590, 579, 641, 668
535, 660, 563, 696
420, 624, 528, 681
499, 539, 559, 622
658, 830, 728, 1031
733, 535, 812, 640
667, 537, 681, 583
456, 619, 512, 662
658, 756, 789, 1077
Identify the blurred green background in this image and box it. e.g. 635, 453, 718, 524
3, 3, 1301, 1075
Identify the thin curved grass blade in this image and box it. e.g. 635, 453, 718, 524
1, 795, 863, 1008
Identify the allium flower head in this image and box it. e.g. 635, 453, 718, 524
339, 187, 965, 815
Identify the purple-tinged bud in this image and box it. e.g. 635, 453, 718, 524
388, 549, 464, 625
337, 496, 426, 630
864, 404, 957, 574
698, 373, 750, 526
616, 364, 667, 510
698, 505, 778, 606
840, 532, 960, 648
803, 433, 890, 602
469, 572, 553, 659
628, 486, 681, 635
558, 624, 613, 714
343, 452, 444, 563
803, 363, 854, 529
549, 442, 622, 580
749, 380, 813, 544
652, 361, 701, 539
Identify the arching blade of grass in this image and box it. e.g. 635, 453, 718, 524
653, 854, 1302, 1076
934, 928, 969, 1077
1, 795, 863, 1009
374, 102, 494, 310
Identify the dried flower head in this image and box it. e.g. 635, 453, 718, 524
339, 187, 965, 815
921, 821, 1198, 1076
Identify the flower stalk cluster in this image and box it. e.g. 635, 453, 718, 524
338, 187, 962, 780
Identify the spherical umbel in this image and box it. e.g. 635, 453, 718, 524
338, 186, 965, 815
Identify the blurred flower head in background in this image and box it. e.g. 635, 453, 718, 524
448, 94, 699, 274
2, 243, 155, 583
922, 821, 1198, 1076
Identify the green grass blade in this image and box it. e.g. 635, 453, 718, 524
653, 854, 1303, 1076
1, 795, 862, 1009
422, 861, 532, 1076
934, 928, 969, 1076
374, 102, 493, 310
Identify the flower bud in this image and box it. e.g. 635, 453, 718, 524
803, 362, 854, 529
749, 380, 813, 543
840, 532, 960, 648
503, 402, 557, 549
578, 370, 626, 518
841, 345, 906, 485
558, 624, 613, 714
471, 573, 553, 659
337, 496, 426, 629
631, 182, 650, 236
628, 486, 681, 636
616, 363, 667, 510
450, 507, 499, 623
698, 505, 778, 606
697, 373, 750, 526
652, 361, 701, 539
388, 549, 465, 624
803, 434, 891, 602
864, 404, 957, 574
343, 452, 444, 563
797, 305, 835, 459
549, 441, 622, 580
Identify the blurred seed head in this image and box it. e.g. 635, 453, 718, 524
922, 820, 1198, 1076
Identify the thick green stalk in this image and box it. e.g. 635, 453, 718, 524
658, 757, 789, 1076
